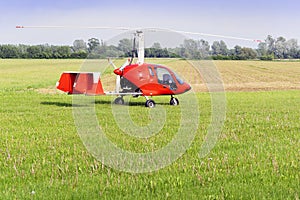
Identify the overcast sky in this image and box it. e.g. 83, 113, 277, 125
1, 0, 299, 48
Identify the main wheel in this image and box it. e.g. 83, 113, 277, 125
170, 97, 179, 106
114, 97, 124, 105
133, 89, 142, 98
145, 100, 156, 108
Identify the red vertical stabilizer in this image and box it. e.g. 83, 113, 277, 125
56, 72, 105, 95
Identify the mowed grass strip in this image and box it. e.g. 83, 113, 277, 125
214, 60, 300, 91
0, 59, 299, 199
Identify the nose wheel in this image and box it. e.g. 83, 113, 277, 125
170, 96, 179, 106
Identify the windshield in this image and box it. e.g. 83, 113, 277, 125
155, 67, 175, 85
173, 72, 184, 85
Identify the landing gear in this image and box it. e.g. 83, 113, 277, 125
145, 99, 156, 108
170, 96, 179, 106
133, 89, 142, 98
114, 95, 178, 108
114, 97, 124, 105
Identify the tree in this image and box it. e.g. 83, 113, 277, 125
211, 40, 228, 56
51, 46, 71, 58
275, 36, 287, 59
0, 45, 19, 58
211, 41, 221, 56
180, 39, 210, 59
257, 42, 273, 60
58, 46, 71, 58
73, 39, 87, 53
265, 35, 276, 57
285, 39, 299, 58
198, 39, 210, 58
27, 46, 42, 58
182, 39, 199, 59
230, 45, 257, 60
219, 40, 228, 56
118, 38, 132, 56
145, 47, 170, 58
0, 35, 299, 60
105, 45, 123, 58
17, 44, 29, 58
152, 42, 162, 49
71, 50, 88, 59
257, 42, 268, 57
233, 45, 242, 59
240, 47, 257, 59
88, 38, 100, 53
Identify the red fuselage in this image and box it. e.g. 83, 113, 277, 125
114, 63, 191, 96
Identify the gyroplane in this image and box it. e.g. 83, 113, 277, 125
16, 26, 261, 108
58, 30, 192, 108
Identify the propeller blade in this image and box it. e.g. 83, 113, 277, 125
108, 58, 118, 69
120, 58, 130, 71
115, 75, 121, 93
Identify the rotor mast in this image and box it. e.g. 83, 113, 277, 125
135, 31, 144, 65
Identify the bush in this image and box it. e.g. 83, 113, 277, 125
259, 55, 273, 61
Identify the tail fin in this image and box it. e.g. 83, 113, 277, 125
56, 72, 105, 95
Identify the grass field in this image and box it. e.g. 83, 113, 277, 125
0, 59, 299, 199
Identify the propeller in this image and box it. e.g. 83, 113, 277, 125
108, 58, 121, 93
108, 58, 130, 93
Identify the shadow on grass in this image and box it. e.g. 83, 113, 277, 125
95, 100, 145, 107
41, 101, 84, 107
41, 99, 170, 107
95, 100, 170, 107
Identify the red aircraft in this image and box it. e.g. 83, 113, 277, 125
56, 31, 191, 108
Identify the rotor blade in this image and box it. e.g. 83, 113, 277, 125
16, 25, 132, 31
16, 26, 263, 43
175, 30, 262, 43
142, 27, 263, 43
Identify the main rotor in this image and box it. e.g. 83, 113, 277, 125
16, 26, 263, 43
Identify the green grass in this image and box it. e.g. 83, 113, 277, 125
0, 59, 299, 199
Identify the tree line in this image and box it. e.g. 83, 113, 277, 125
1, 35, 299, 60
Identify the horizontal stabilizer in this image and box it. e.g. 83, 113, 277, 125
56, 72, 105, 95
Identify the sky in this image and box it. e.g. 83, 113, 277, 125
1, 0, 300, 48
